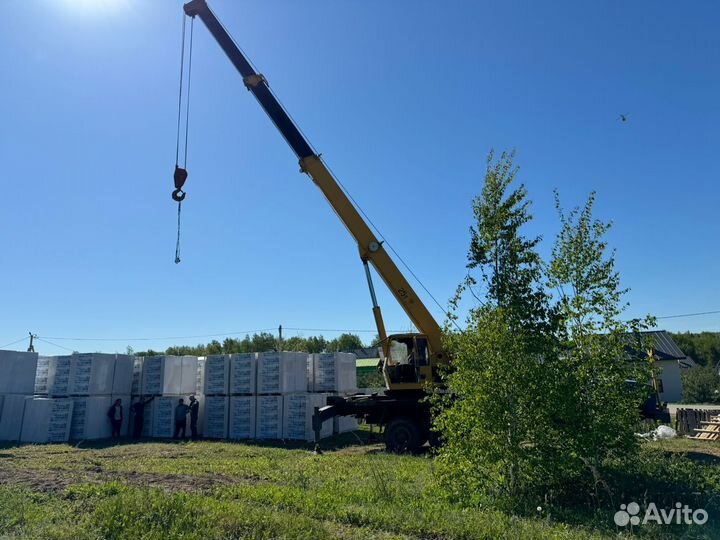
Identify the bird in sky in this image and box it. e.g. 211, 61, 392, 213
619, 114, 628, 122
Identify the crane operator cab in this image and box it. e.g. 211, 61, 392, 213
382, 334, 432, 390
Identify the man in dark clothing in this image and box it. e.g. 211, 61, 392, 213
173, 398, 190, 439
188, 395, 200, 440
107, 398, 123, 438
130, 396, 155, 439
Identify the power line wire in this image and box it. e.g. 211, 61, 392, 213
39, 328, 278, 343
35, 337, 75, 352
0, 337, 29, 349
656, 309, 720, 320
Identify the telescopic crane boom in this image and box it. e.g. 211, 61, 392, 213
182, 0, 447, 393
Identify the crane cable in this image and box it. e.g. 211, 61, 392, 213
172, 14, 195, 264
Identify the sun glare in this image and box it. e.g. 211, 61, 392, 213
64, 0, 125, 13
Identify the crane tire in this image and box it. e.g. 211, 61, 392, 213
385, 417, 421, 454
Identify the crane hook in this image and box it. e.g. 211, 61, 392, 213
172, 166, 188, 201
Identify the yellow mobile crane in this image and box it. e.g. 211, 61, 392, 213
178, 0, 448, 452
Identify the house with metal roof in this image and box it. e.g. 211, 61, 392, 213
641, 330, 696, 403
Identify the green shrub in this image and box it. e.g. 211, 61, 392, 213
435, 152, 653, 513
682, 365, 720, 403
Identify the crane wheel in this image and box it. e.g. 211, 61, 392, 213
385, 417, 421, 454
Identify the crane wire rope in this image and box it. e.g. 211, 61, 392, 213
173, 15, 195, 264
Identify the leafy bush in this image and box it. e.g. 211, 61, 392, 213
435, 151, 653, 512
682, 365, 720, 403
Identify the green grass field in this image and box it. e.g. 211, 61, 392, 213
0, 431, 718, 539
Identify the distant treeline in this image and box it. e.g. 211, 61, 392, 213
132, 332, 368, 357
670, 331, 720, 367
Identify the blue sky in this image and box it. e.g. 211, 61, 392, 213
1, 0, 718, 355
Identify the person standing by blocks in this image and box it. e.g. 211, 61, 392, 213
107, 398, 124, 438
173, 398, 190, 440
130, 396, 155, 439
188, 395, 200, 440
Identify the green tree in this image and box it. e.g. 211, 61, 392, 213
282, 336, 308, 352
326, 333, 364, 352
250, 332, 277, 352
671, 332, 720, 367
435, 154, 652, 511
546, 191, 652, 502
682, 365, 720, 403
435, 150, 560, 509
305, 336, 328, 353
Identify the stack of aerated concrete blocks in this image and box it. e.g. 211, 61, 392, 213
0, 351, 135, 443
0, 348, 358, 443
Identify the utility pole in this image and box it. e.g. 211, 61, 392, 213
27, 332, 37, 353
278, 324, 283, 351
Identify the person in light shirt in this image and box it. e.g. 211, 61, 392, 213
107, 398, 123, 438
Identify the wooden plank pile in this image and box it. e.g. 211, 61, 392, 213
676, 408, 720, 441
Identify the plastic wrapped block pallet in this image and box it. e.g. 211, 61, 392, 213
35, 356, 50, 394
150, 396, 183, 438
196, 357, 206, 394
69, 353, 134, 396
141, 356, 198, 395
20, 398, 74, 443
257, 352, 307, 395
228, 396, 256, 439
112, 356, 135, 395
307, 353, 357, 393
0, 350, 39, 394
0, 394, 28, 441
255, 395, 283, 439
46, 356, 73, 396
131, 357, 143, 395
283, 393, 332, 441
70, 395, 130, 440
229, 353, 256, 394
333, 415, 358, 434
203, 355, 230, 395
203, 396, 229, 439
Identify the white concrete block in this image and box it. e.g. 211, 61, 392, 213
150, 396, 181, 438
0, 394, 29, 441
35, 356, 50, 394
70, 396, 131, 440
131, 357, 143, 395
283, 393, 332, 441
141, 356, 198, 395
69, 353, 115, 395
256, 395, 283, 439
46, 356, 73, 397
307, 353, 357, 393
196, 357, 207, 395
112, 356, 135, 395
333, 415, 358, 434
20, 398, 74, 443
202, 396, 229, 439
228, 396, 256, 439
204, 355, 230, 395
0, 350, 38, 395
229, 353, 256, 395
70, 396, 112, 440
257, 352, 307, 395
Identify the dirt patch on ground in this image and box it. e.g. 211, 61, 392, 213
0, 464, 240, 495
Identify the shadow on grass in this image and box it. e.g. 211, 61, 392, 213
0, 429, 386, 453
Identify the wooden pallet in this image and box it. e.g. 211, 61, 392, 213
691, 414, 720, 441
